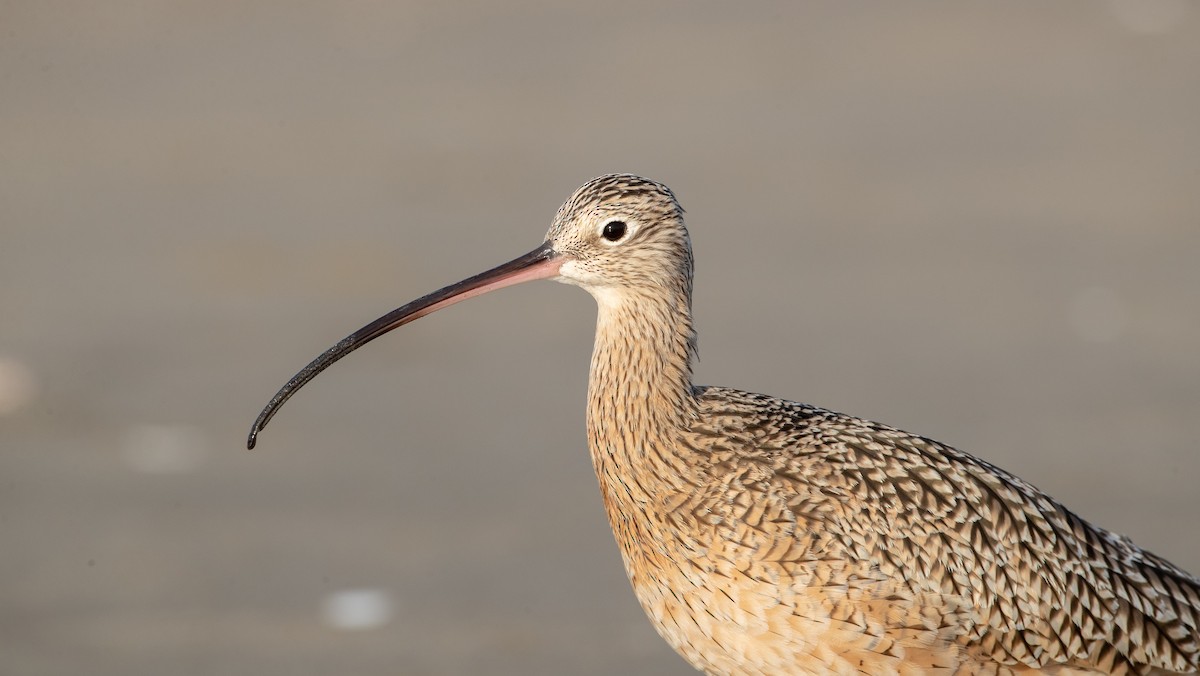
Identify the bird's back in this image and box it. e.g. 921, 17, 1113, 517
616, 385, 1200, 675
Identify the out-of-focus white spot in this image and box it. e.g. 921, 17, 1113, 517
1069, 286, 1127, 343
122, 424, 208, 474
0, 357, 38, 415
322, 589, 393, 630
1108, 0, 1188, 34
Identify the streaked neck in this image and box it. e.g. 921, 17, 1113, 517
585, 285, 698, 497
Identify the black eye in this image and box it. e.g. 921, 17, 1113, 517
602, 220, 628, 242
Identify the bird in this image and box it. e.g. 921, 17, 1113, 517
249, 174, 1200, 675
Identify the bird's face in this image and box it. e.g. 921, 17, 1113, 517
546, 174, 693, 299
247, 174, 688, 447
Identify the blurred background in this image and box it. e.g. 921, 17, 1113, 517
2, 2, 1198, 674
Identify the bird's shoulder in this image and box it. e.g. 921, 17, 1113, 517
687, 384, 1003, 488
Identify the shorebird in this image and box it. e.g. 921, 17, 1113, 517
249, 174, 1200, 675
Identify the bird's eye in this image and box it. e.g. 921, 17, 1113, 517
602, 221, 628, 242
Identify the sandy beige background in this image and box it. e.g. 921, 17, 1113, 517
2, 2, 1198, 674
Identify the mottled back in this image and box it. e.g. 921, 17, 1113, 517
671, 386, 1200, 674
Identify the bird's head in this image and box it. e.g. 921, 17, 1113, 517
546, 173, 693, 299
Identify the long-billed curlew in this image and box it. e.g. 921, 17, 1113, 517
249, 174, 1200, 675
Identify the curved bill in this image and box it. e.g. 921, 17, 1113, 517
247, 241, 561, 449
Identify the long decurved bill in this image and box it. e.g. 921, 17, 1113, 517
247, 242, 561, 449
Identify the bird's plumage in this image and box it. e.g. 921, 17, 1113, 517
627, 386, 1200, 674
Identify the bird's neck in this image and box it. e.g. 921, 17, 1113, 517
585, 286, 699, 499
